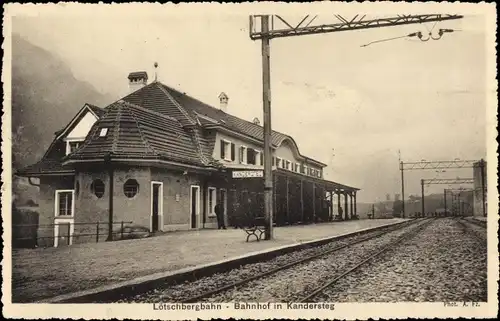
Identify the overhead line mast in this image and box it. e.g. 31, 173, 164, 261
249, 14, 464, 240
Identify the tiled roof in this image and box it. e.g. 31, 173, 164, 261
162, 83, 326, 166
121, 82, 325, 166
66, 101, 213, 167
121, 82, 195, 127
16, 158, 74, 176
20, 80, 326, 176
163, 83, 289, 146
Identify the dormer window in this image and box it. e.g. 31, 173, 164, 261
65, 139, 84, 155
99, 128, 109, 137
69, 142, 81, 153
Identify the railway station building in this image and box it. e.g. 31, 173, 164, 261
17, 72, 360, 247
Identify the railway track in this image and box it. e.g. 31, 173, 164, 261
455, 218, 487, 244
178, 219, 428, 303
463, 217, 487, 228
297, 218, 435, 302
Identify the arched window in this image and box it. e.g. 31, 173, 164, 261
91, 179, 105, 198
124, 179, 139, 198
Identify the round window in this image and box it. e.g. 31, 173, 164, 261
123, 179, 139, 198
91, 179, 105, 198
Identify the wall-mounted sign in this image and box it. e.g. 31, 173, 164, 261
232, 170, 264, 179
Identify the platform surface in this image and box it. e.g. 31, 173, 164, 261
12, 218, 407, 302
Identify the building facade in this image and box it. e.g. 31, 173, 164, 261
18, 72, 359, 247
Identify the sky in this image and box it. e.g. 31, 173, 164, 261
9, 4, 493, 203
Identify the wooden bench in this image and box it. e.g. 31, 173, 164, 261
244, 216, 266, 242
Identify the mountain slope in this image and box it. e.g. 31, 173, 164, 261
11, 33, 114, 169
11, 33, 115, 204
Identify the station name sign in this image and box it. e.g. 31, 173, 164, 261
232, 170, 264, 178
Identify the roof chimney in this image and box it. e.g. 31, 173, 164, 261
252, 117, 260, 125
128, 71, 148, 93
218, 92, 228, 113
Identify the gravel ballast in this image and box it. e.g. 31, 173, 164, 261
312, 218, 487, 302
118, 219, 427, 303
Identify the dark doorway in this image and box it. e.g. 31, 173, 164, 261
221, 189, 228, 226
152, 183, 161, 232
191, 186, 199, 228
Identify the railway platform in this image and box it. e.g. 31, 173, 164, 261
12, 218, 407, 303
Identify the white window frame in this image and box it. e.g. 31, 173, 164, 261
247, 148, 258, 166
240, 146, 248, 164
99, 127, 109, 137
255, 150, 262, 166
280, 158, 286, 169
295, 163, 301, 173
276, 157, 282, 168
304, 165, 308, 175
64, 138, 85, 156
54, 218, 75, 248
222, 139, 232, 162
207, 187, 217, 217
55, 189, 75, 218
54, 189, 75, 248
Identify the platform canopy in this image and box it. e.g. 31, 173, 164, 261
273, 168, 360, 193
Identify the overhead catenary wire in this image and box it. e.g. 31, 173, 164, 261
360, 32, 420, 47
361, 29, 460, 47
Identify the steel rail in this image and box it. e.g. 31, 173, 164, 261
461, 217, 487, 229
455, 218, 487, 244
179, 219, 421, 303
298, 218, 435, 302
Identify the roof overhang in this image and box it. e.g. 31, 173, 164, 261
62, 157, 217, 174
273, 168, 359, 192
16, 170, 75, 178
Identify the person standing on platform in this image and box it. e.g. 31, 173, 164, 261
214, 203, 226, 230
